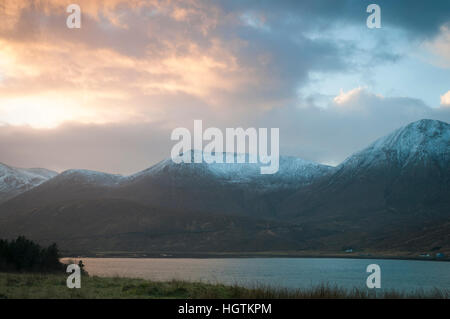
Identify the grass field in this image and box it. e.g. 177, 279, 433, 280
0, 272, 448, 299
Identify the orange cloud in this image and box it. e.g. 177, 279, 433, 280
0, 0, 263, 128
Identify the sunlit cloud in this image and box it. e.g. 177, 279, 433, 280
441, 91, 450, 107
0, 0, 270, 128
424, 24, 450, 68
333, 87, 366, 106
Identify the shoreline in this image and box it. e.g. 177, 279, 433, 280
61, 251, 450, 262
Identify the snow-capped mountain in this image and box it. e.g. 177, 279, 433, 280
0, 163, 58, 203
280, 119, 450, 248
274, 118, 450, 253
127, 150, 334, 187
339, 119, 449, 174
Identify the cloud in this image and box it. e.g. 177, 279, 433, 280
0, 0, 357, 128
0, 121, 171, 175
221, 0, 450, 38
1, 1, 447, 124
441, 91, 450, 107
425, 25, 450, 68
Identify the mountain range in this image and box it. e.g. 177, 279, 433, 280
0, 119, 448, 256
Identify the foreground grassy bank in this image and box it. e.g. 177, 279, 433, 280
0, 272, 448, 299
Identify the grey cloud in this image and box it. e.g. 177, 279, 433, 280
219, 0, 450, 38
0, 122, 171, 175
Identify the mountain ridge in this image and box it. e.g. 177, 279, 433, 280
0, 119, 448, 254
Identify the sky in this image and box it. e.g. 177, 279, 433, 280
0, 0, 449, 174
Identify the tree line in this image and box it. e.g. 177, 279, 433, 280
0, 236, 64, 272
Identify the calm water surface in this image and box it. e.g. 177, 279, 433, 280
62, 258, 450, 292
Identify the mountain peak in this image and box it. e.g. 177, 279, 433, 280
0, 163, 58, 203
372, 119, 448, 152
341, 119, 449, 170
400, 119, 448, 136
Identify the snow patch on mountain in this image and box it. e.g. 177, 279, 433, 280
0, 163, 58, 202
340, 119, 450, 171
126, 150, 334, 187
